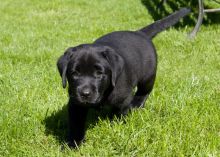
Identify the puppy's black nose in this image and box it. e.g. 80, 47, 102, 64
80, 88, 91, 98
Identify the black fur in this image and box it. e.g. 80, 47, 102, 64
57, 8, 190, 148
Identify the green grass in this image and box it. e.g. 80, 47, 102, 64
0, 0, 220, 156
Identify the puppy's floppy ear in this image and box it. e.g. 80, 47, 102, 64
102, 47, 124, 87
57, 47, 76, 88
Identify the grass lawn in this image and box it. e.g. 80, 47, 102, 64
0, 0, 219, 156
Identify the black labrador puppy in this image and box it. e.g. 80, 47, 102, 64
57, 8, 190, 148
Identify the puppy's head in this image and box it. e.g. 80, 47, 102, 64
57, 44, 124, 106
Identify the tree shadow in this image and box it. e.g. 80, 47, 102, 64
141, 0, 220, 28
43, 104, 114, 144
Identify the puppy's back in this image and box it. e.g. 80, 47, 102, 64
95, 31, 157, 84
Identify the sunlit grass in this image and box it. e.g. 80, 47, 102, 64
0, 0, 219, 156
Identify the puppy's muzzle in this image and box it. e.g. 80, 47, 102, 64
79, 87, 92, 99
77, 85, 101, 105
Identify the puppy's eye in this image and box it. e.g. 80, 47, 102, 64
96, 71, 103, 75
94, 65, 104, 78
94, 64, 103, 71
71, 71, 80, 76
95, 71, 104, 79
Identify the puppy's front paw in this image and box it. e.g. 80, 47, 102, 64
66, 137, 85, 149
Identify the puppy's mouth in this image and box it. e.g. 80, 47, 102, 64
81, 102, 99, 107
82, 96, 102, 105
79, 100, 100, 107
71, 95, 102, 107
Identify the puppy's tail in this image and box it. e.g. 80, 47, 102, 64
139, 8, 191, 38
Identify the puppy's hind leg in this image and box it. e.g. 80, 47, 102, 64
131, 75, 156, 108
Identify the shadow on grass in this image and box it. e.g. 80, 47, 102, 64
44, 104, 114, 144
141, 0, 220, 27
44, 105, 68, 143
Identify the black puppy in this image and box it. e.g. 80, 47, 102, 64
57, 8, 190, 148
